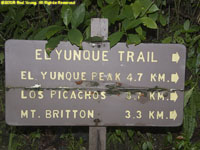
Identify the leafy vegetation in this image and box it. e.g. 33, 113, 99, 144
0, 0, 200, 149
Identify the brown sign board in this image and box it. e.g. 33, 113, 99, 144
5, 40, 186, 126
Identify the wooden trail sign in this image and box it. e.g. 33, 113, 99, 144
5, 40, 186, 126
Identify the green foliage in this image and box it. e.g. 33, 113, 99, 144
34, 25, 62, 40
127, 34, 141, 45
46, 26, 65, 40
102, 3, 120, 24
184, 93, 197, 140
159, 14, 167, 26
184, 20, 190, 31
60, 132, 85, 150
108, 32, 123, 47
105, 0, 115, 5
61, 6, 72, 27
131, 0, 159, 18
184, 87, 194, 107
29, 130, 41, 149
162, 37, 172, 43
45, 35, 67, 55
8, 129, 15, 150
0, 52, 4, 64
107, 129, 125, 145
141, 17, 158, 29
142, 141, 153, 150
0, 0, 162, 51
71, 3, 85, 28
68, 28, 83, 47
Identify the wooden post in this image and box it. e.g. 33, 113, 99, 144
89, 18, 108, 150
91, 18, 108, 41
89, 127, 107, 150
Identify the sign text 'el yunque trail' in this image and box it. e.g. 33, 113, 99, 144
5, 40, 186, 126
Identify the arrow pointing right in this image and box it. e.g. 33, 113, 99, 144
172, 52, 180, 63
171, 72, 179, 83
170, 91, 178, 102
169, 110, 177, 120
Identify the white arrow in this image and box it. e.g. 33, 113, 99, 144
172, 52, 180, 63
171, 72, 179, 83
170, 91, 178, 102
169, 110, 177, 120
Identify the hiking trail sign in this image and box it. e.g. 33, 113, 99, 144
5, 39, 186, 126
